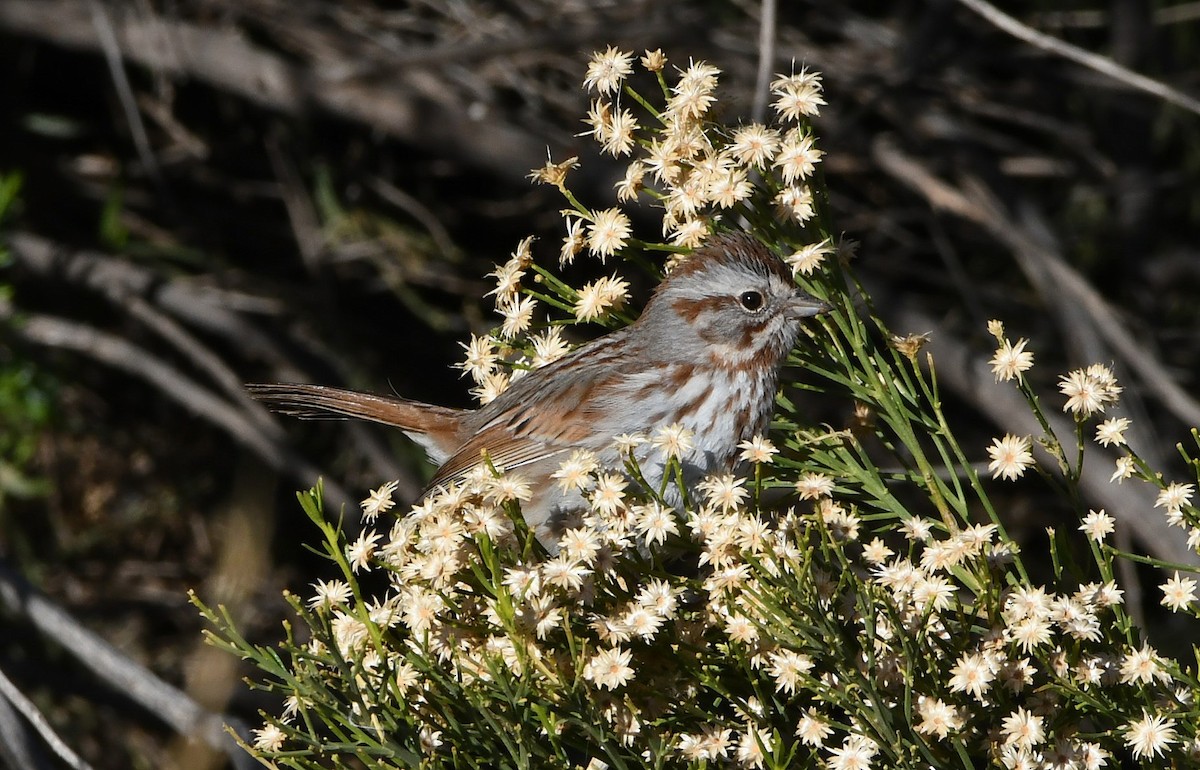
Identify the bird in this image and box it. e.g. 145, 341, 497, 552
248, 232, 828, 544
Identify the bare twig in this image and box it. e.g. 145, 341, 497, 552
872, 138, 1200, 433
0, 561, 257, 770
0, 664, 95, 770
955, 0, 1200, 116
0, 685, 54, 770
750, 0, 777, 124
5, 232, 304, 379
0, 301, 354, 513
85, 0, 164, 187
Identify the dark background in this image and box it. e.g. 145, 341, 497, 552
1, 1, 1199, 767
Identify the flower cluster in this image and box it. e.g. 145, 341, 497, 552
201, 47, 1200, 770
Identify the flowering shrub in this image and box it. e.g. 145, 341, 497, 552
198, 47, 1200, 769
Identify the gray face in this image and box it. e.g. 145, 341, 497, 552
636, 233, 825, 370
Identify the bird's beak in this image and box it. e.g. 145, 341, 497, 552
784, 292, 832, 320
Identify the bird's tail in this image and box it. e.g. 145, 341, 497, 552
246, 383, 466, 461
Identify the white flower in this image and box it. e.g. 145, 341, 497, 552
1123, 711, 1177, 760
586, 208, 632, 259
1001, 707, 1045, 750
574, 275, 630, 321
1078, 509, 1115, 542
785, 238, 834, 276
252, 723, 286, 751
795, 472, 835, 500
947, 651, 996, 701
1059, 366, 1121, 417
584, 646, 634, 690
345, 530, 382, 573
651, 423, 695, 461
987, 434, 1035, 481
1110, 455, 1136, 483
1160, 572, 1197, 612
308, 578, 353, 609
360, 480, 399, 521
990, 338, 1034, 381
1155, 482, 1194, 515
1094, 417, 1131, 447
914, 695, 962, 739
583, 46, 634, 95
767, 649, 814, 695
794, 710, 832, 747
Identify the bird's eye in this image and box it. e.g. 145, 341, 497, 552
739, 290, 765, 311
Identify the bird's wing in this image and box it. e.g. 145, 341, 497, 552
425, 332, 638, 490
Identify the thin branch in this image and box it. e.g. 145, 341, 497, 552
0, 301, 355, 513
0, 664, 95, 770
955, 0, 1200, 116
750, 0, 778, 124
884, 298, 1195, 567
85, 0, 164, 187
0, 687, 54, 770
872, 137, 1200, 433
0, 561, 257, 770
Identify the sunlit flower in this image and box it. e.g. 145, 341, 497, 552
774, 128, 822, 183
948, 651, 996, 701
698, 474, 749, 512
528, 154, 578, 188
861, 538, 893, 564
574, 275, 630, 321
768, 649, 814, 695
1155, 482, 1194, 515
795, 472, 835, 500
1094, 417, 1131, 447
987, 434, 1035, 481
1120, 642, 1166, 685
589, 473, 629, 517
1160, 572, 1197, 612
552, 449, 599, 493
827, 734, 877, 770
586, 208, 632, 259
583, 46, 634, 95
652, 423, 695, 461
770, 69, 825, 121
584, 646, 634, 689
795, 710, 832, 747
900, 517, 934, 543
1078, 509, 1115, 542
345, 530, 382, 573
728, 124, 781, 168
634, 502, 678, 547
774, 185, 815, 222
459, 334, 499, 381
615, 161, 646, 203
914, 696, 962, 739
640, 48, 666, 71
990, 338, 1034, 381
530, 326, 571, 367
1059, 366, 1121, 417
499, 294, 537, 339
470, 370, 511, 405
360, 480, 399, 521
785, 238, 834, 275
252, 722, 286, 751
308, 578, 353, 609
1110, 455, 1136, 483
1123, 711, 1177, 760
1001, 707, 1045, 750
558, 527, 601, 565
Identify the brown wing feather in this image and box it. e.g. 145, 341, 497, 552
425, 336, 632, 490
